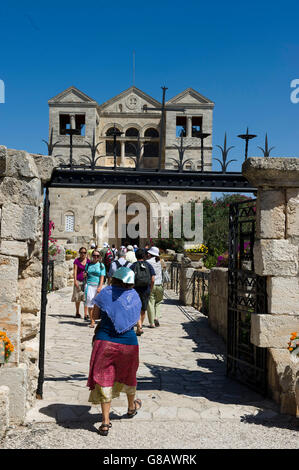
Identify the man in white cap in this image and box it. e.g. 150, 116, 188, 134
107, 249, 131, 283
125, 245, 137, 264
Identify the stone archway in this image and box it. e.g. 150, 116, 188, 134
93, 189, 160, 249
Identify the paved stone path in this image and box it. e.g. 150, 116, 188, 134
1, 287, 298, 449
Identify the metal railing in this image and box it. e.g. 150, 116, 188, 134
170, 262, 181, 294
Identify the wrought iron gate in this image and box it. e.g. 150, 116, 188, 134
227, 199, 268, 395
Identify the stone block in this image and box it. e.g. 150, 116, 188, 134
286, 189, 299, 238
0, 363, 28, 424
251, 314, 299, 348
0, 240, 28, 258
31, 154, 56, 183
1, 203, 39, 241
242, 157, 299, 188
253, 239, 298, 276
267, 348, 298, 415
0, 177, 42, 206
21, 258, 42, 279
0, 302, 21, 364
18, 277, 41, 314
268, 277, 299, 315
0, 385, 10, 438
0, 255, 19, 303
0, 148, 39, 179
53, 262, 69, 290
21, 313, 40, 341
22, 337, 39, 364
256, 189, 285, 239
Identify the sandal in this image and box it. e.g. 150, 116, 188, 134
136, 328, 144, 336
127, 399, 142, 418
154, 319, 160, 327
75, 313, 81, 318
89, 323, 95, 328
98, 422, 112, 436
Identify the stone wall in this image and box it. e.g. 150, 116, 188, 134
243, 157, 299, 416
0, 146, 55, 432
208, 268, 228, 342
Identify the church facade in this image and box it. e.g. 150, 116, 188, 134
48, 85, 214, 248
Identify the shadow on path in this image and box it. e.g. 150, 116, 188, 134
37, 403, 137, 434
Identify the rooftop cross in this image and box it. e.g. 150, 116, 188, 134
143, 86, 185, 170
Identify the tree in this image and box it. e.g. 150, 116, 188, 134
202, 194, 253, 268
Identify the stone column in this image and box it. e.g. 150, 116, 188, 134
187, 116, 192, 137
243, 157, 299, 416
70, 113, 76, 129
121, 141, 125, 165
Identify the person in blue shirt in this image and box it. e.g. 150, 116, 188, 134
87, 267, 142, 436
84, 249, 106, 328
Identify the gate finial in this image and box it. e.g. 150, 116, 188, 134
237, 127, 257, 160
215, 133, 236, 173
258, 133, 275, 158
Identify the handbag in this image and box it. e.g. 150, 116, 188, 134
81, 263, 89, 292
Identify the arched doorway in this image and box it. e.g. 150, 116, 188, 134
93, 189, 160, 249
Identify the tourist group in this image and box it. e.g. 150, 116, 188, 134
71, 241, 168, 435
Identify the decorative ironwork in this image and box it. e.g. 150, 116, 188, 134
125, 136, 153, 170
258, 133, 275, 158
65, 127, 81, 170
191, 270, 210, 315
80, 130, 104, 170
42, 128, 61, 156
238, 127, 257, 160
144, 86, 185, 170
227, 199, 268, 396
197, 131, 211, 171
215, 133, 237, 173
49, 167, 256, 192
169, 132, 193, 171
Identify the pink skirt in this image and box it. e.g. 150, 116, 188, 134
87, 340, 139, 404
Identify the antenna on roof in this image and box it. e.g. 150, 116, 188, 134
133, 50, 135, 86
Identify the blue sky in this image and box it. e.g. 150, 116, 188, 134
0, 0, 299, 175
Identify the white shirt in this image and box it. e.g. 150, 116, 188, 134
147, 257, 162, 285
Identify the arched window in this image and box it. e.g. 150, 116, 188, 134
125, 127, 139, 137
144, 128, 159, 138
106, 127, 121, 156
65, 212, 75, 232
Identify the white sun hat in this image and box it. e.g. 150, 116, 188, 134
147, 246, 160, 257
